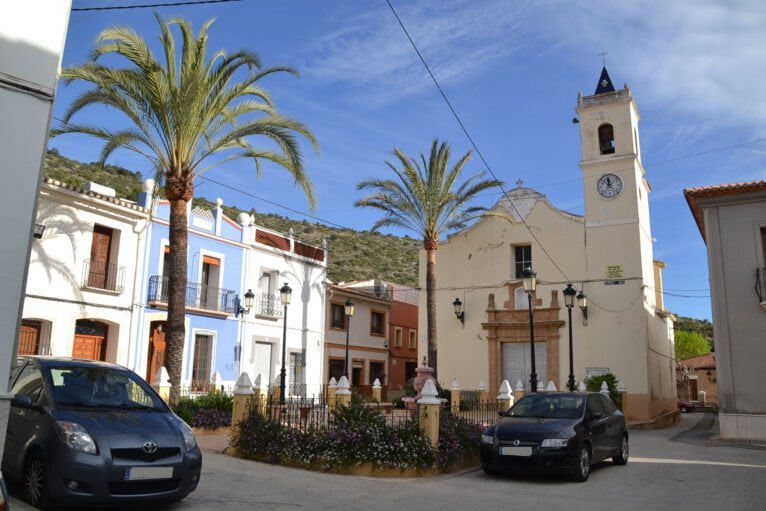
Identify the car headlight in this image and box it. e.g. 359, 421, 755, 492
178, 417, 197, 451
481, 434, 494, 445
55, 421, 97, 454
541, 438, 569, 448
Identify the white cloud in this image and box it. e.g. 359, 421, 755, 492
303, 0, 531, 106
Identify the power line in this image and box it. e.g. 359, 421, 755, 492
71, 0, 243, 11
384, 0, 570, 284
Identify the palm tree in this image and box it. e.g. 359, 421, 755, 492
355, 140, 501, 377
52, 16, 317, 406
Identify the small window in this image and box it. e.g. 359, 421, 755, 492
585, 367, 609, 379
394, 327, 402, 347
408, 330, 417, 349
371, 311, 385, 336
331, 304, 345, 329
329, 359, 344, 380
514, 245, 532, 279
191, 334, 213, 391
598, 124, 615, 155
369, 361, 385, 384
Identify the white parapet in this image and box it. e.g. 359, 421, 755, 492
418, 379, 442, 405
336, 375, 351, 396
497, 380, 512, 399
235, 372, 253, 395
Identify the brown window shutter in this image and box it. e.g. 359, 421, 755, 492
202, 255, 220, 266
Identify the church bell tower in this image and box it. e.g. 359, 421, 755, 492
576, 67, 656, 304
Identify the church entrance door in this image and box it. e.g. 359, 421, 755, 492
502, 342, 547, 392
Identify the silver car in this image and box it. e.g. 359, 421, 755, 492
2, 357, 201, 509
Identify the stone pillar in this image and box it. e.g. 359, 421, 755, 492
252, 373, 269, 415
497, 380, 513, 412
212, 371, 223, 394
152, 367, 171, 403
478, 380, 488, 410
232, 372, 253, 426
450, 379, 461, 414
617, 381, 628, 412
578, 380, 586, 392
336, 376, 351, 408
600, 381, 609, 396
537, 381, 545, 392
372, 378, 382, 402
418, 379, 441, 448
545, 381, 557, 392
514, 380, 525, 402
327, 377, 338, 409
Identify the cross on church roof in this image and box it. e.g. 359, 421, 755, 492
516, 179, 524, 188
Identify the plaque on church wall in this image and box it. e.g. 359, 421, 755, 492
604, 280, 625, 286
605, 265, 624, 278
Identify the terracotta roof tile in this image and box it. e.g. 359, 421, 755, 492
684, 180, 766, 241
677, 352, 716, 369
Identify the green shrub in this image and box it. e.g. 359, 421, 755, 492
583, 373, 620, 404
173, 397, 197, 425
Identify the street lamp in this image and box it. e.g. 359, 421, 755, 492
522, 268, 538, 392
343, 298, 355, 379
236, 288, 255, 316
577, 291, 588, 326
563, 283, 577, 391
452, 298, 464, 324
279, 282, 292, 406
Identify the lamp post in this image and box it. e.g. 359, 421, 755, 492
563, 283, 577, 391
343, 298, 355, 379
278, 282, 292, 406
522, 268, 538, 392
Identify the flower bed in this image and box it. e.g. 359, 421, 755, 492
231, 405, 482, 474
173, 392, 233, 430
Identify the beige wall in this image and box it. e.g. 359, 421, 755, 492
699, 191, 766, 439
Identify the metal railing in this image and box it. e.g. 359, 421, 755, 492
256, 292, 284, 318
147, 275, 237, 314
247, 395, 418, 432
756, 268, 766, 303
83, 259, 125, 293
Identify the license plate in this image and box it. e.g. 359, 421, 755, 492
124, 466, 173, 480
500, 446, 533, 456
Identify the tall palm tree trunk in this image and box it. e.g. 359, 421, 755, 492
166, 175, 193, 407
425, 243, 438, 378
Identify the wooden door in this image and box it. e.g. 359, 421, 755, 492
18, 320, 41, 355
88, 225, 113, 289
72, 334, 106, 360
147, 322, 166, 383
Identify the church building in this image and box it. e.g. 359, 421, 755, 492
418, 68, 677, 422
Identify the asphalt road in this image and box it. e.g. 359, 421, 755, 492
11, 413, 766, 510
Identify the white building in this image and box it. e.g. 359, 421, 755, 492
20, 178, 149, 365
419, 68, 676, 422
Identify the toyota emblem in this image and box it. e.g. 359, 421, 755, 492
142, 441, 158, 454
513, 439, 520, 447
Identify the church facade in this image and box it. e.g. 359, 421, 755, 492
418, 69, 677, 421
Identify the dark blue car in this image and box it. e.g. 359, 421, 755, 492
479, 392, 628, 482
2, 357, 201, 509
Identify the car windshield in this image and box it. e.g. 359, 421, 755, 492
49, 366, 165, 411
506, 394, 585, 419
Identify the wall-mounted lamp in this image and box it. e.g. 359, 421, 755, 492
33, 223, 46, 239
237, 288, 255, 317
577, 291, 588, 325
452, 297, 464, 325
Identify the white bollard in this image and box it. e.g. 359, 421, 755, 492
578, 380, 587, 391
545, 381, 557, 391
600, 381, 609, 395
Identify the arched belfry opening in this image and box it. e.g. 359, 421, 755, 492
598, 123, 615, 155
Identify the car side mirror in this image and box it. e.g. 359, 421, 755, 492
11, 394, 33, 409
498, 411, 506, 417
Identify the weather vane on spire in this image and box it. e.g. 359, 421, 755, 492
598, 50, 608, 67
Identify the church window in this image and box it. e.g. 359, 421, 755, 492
514, 245, 532, 278
598, 124, 615, 155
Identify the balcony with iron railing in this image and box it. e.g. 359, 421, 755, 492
147, 275, 237, 315
82, 259, 125, 293
255, 292, 284, 319
757, 268, 766, 310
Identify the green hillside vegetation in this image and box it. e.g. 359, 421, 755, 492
674, 316, 714, 348
43, 150, 420, 286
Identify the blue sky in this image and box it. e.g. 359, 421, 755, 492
53, 0, 766, 320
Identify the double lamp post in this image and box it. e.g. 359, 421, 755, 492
521, 268, 587, 392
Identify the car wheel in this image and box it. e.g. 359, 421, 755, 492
482, 464, 498, 475
571, 445, 590, 482
24, 452, 50, 509
612, 434, 629, 465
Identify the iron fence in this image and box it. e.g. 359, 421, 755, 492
83, 259, 125, 293
447, 395, 504, 428
179, 381, 235, 398
256, 292, 284, 318
148, 275, 237, 314
246, 395, 417, 433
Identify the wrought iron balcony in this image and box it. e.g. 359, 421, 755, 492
148, 275, 237, 314
757, 268, 766, 307
256, 292, 284, 318
82, 259, 125, 293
